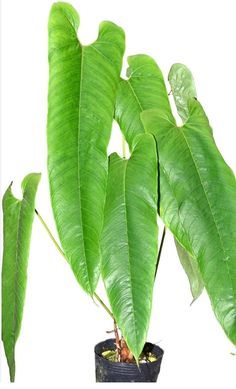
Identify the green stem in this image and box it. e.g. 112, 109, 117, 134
155, 226, 166, 278
35, 209, 65, 258
35, 209, 114, 320
93, 292, 114, 320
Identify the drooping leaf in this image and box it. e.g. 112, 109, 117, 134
115, 55, 201, 298
141, 99, 236, 344
169, 63, 203, 300
115, 54, 171, 152
101, 134, 158, 360
47, 3, 125, 294
168, 63, 197, 122
174, 238, 204, 301
2, 173, 41, 382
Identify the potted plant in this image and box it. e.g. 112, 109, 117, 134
2, 2, 236, 383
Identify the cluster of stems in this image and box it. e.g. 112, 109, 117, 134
35, 207, 165, 362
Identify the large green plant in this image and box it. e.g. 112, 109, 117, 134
2, 1, 236, 381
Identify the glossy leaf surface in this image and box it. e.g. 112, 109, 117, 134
2, 173, 41, 382
141, 100, 236, 344
47, 3, 125, 294
168, 63, 197, 122
101, 134, 158, 360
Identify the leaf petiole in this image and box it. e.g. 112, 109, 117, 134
35, 209, 114, 320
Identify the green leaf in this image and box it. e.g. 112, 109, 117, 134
101, 134, 158, 360
115, 56, 199, 296
174, 238, 204, 301
47, 3, 125, 294
141, 99, 236, 344
115, 54, 171, 151
115, 51, 236, 344
169, 63, 203, 301
168, 63, 197, 122
2, 173, 41, 382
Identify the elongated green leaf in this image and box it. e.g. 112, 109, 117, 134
168, 63, 197, 122
169, 63, 203, 300
47, 3, 125, 294
115, 56, 200, 297
101, 134, 158, 360
141, 99, 236, 344
175, 238, 204, 301
115, 54, 171, 152
2, 173, 41, 382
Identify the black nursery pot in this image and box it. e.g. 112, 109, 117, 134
95, 338, 164, 383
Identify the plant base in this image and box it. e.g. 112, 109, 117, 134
95, 338, 164, 382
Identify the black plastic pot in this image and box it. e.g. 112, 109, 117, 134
95, 338, 164, 382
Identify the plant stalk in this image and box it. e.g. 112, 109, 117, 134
114, 320, 121, 361
93, 292, 114, 320
35, 209, 65, 258
35, 209, 114, 320
155, 226, 166, 277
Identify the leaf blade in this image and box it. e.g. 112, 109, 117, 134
101, 134, 158, 359
47, 3, 125, 294
169, 63, 204, 300
174, 238, 204, 301
115, 54, 171, 151
141, 100, 236, 344
168, 63, 197, 122
2, 173, 41, 382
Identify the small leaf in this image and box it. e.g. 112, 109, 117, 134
2, 173, 41, 382
168, 63, 197, 122
169, 64, 203, 301
101, 134, 158, 360
174, 238, 204, 301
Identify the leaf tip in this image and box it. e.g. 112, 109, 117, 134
6, 352, 16, 382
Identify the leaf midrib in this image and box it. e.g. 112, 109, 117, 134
122, 159, 139, 355
77, 45, 92, 294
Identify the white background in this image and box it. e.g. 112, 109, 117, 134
1, 0, 236, 387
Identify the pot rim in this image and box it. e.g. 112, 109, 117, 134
94, 338, 164, 366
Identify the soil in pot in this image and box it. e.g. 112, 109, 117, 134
95, 338, 164, 382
